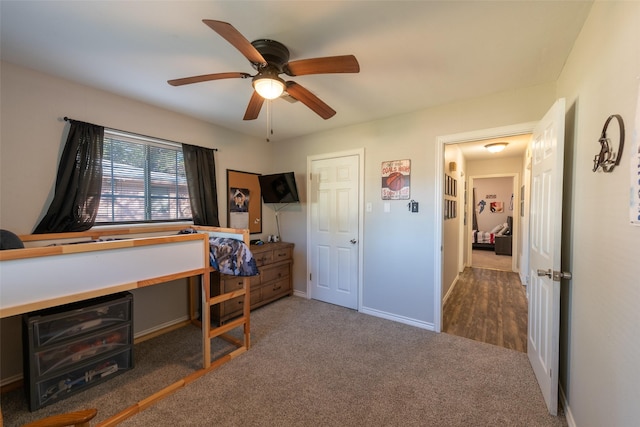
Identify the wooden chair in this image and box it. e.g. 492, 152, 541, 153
21, 409, 98, 427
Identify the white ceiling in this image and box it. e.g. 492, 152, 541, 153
0, 1, 592, 142
456, 134, 532, 162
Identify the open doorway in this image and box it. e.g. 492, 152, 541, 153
439, 132, 530, 352
469, 175, 516, 272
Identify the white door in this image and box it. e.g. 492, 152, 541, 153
528, 98, 566, 415
308, 152, 361, 309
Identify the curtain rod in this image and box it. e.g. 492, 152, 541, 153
63, 117, 218, 151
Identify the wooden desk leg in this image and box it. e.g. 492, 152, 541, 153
202, 272, 211, 369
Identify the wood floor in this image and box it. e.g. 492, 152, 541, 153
443, 267, 528, 352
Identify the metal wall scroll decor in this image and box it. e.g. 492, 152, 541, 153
593, 114, 625, 173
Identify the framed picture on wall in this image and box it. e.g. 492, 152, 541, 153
382, 159, 411, 200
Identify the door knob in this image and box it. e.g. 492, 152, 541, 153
537, 269, 552, 278
350, 239, 357, 244
537, 269, 572, 281
553, 271, 572, 281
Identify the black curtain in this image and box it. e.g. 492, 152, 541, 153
182, 143, 219, 226
34, 120, 104, 233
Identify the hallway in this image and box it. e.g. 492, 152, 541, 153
443, 267, 528, 352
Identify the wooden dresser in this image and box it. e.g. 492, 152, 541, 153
212, 242, 294, 324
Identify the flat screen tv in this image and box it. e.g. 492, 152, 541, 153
259, 172, 300, 203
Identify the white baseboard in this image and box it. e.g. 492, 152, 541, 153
559, 385, 576, 427
133, 315, 190, 340
359, 306, 435, 331
296, 290, 434, 331
443, 273, 460, 305
1, 373, 23, 388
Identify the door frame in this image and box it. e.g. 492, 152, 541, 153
434, 122, 536, 332
306, 148, 365, 310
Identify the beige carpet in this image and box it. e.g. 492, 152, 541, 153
3, 296, 566, 427
472, 249, 513, 271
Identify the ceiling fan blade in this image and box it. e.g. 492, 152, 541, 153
203, 19, 266, 65
168, 72, 251, 86
285, 81, 336, 120
243, 91, 265, 120
284, 55, 360, 76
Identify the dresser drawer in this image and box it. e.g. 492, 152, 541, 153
273, 247, 292, 262
221, 275, 260, 293
261, 278, 291, 302
222, 290, 260, 317
261, 263, 290, 283
253, 250, 273, 266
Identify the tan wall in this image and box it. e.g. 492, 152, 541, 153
0, 62, 272, 382
555, 2, 640, 425
270, 83, 555, 325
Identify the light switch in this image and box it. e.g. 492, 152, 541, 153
384, 202, 390, 213
366, 202, 372, 212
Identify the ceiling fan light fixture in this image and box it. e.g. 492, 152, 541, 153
253, 75, 285, 100
485, 142, 509, 153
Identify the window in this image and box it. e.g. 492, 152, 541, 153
96, 130, 192, 224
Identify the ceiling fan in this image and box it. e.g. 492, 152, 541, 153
168, 20, 360, 120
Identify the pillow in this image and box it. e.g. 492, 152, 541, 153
497, 223, 511, 236
0, 229, 24, 250
490, 224, 505, 234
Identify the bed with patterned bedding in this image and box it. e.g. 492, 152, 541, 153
472, 216, 513, 251
209, 237, 259, 276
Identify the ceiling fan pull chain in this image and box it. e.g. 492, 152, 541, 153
266, 100, 271, 142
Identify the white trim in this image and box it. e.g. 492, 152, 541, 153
442, 273, 460, 305
438, 122, 537, 144
0, 373, 23, 388
559, 385, 576, 427
105, 128, 183, 149
306, 148, 365, 311
434, 139, 445, 332
133, 315, 190, 340
435, 122, 536, 333
359, 306, 435, 331
293, 289, 307, 298
91, 221, 194, 231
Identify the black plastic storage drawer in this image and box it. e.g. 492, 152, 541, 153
34, 324, 131, 377
23, 292, 133, 411
35, 348, 132, 409
29, 294, 131, 348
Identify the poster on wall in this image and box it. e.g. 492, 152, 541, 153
226, 169, 262, 234
229, 187, 250, 228
490, 201, 504, 213
631, 82, 640, 226
381, 159, 411, 200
